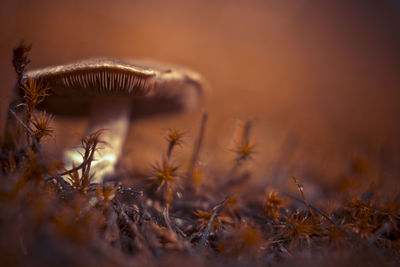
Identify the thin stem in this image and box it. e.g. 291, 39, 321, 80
63, 96, 131, 182
187, 112, 208, 179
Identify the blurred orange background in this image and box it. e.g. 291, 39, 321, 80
1, 0, 399, 195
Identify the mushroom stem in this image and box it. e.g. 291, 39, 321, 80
63, 96, 131, 182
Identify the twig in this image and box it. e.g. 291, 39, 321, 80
199, 193, 231, 247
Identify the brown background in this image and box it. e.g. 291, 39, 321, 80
1, 0, 399, 195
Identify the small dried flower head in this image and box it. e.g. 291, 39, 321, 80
326, 224, 348, 246
379, 198, 400, 220
195, 209, 233, 231
20, 78, 50, 112
96, 184, 118, 203
81, 130, 105, 149
96, 184, 118, 215
150, 161, 179, 190
149, 160, 179, 203
279, 211, 322, 249
218, 224, 262, 255
344, 198, 378, 239
351, 217, 376, 239
166, 129, 183, 147
344, 198, 375, 220
31, 111, 54, 142
234, 141, 256, 162
166, 129, 184, 158
265, 190, 285, 219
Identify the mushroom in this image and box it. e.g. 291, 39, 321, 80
23, 58, 207, 182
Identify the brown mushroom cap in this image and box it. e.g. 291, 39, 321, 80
24, 58, 206, 116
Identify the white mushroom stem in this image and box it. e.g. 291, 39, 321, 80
63, 96, 131, 182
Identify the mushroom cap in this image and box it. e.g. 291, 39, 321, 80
24, 58, 207, 116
